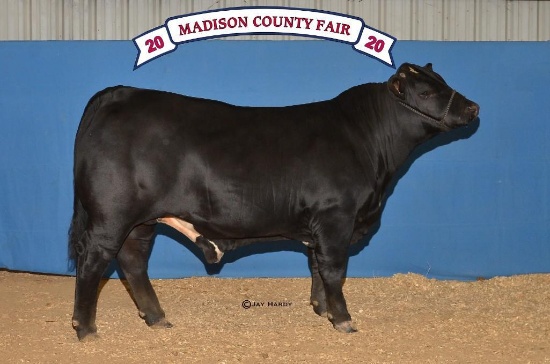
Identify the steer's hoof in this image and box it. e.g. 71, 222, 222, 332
148, 317, 173, 329
333, 320, 358, 333
75, 327, 99, 342
78, 331, 100, 342
73, 320, 99, 342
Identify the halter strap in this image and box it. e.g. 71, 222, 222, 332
396, 90, 456, 131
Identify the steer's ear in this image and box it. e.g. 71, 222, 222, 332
388, 75, 405, 99
425, 63, 433, 71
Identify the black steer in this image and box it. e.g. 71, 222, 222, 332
69, 62, 479, 340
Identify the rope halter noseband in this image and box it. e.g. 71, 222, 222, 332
396, 89, 456, 132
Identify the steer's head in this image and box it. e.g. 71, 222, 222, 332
387, 63, 479, 131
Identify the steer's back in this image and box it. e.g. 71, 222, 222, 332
78, 86, 350, 158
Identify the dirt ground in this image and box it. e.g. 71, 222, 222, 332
0, 270, 549, 364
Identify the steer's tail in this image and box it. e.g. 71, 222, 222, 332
68, 195, 88, 271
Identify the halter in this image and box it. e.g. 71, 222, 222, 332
396, 89, 456, 131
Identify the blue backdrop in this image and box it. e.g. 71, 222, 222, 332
0, 40, 548, 280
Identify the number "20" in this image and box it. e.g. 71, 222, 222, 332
145, 36, 165, 53
364, 35, 385, 53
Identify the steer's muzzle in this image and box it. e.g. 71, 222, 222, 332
466, 102, 480, 121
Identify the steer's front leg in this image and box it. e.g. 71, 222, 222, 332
307, 247, 327, 317
311, 217, 357, 333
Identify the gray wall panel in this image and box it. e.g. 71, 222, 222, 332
1, 0, 548, 41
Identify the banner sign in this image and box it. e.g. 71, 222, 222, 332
133, 7, 396, 69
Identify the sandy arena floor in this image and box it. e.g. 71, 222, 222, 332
0, 270, 549, 363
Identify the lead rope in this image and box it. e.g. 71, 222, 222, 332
396, 90, 456, 131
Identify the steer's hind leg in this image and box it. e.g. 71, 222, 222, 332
312, 215, 357, 333
116, 224, 172, 329
307, 247, 327, 317
72, 229, 121, 341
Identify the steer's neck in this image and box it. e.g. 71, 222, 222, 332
382, 87, 442, 171
337, 83, 440, 176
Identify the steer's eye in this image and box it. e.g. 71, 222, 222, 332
419, 91, 432, 99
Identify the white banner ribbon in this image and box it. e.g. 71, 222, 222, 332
133, 7, 396, 69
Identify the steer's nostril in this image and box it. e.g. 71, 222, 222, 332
467, 103, 480, 119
